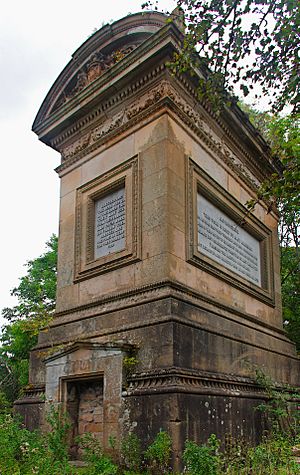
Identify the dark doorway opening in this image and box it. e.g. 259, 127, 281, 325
66, 377, 104, 458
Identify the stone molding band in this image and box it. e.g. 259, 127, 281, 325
125, 367, 266, 399
14, 386, 45, 405
51, 279, 288, 341
17, 368, 299, 403
55, 74, 272, 190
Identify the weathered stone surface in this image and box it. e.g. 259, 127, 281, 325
16, 10, 299, 468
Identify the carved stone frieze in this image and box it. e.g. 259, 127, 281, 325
59, 78, 259, 193
53, 45, 138, 112
61, 132, 92, 161
59, 78, 168, 161
91, 110, 128, 142
163, 84, 260, 189
15, 385, 45, 403
172, 71, 273, 179
56, 63, 166, 157
125, 367, 266, 398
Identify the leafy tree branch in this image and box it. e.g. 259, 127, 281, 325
143, 0, 300, 113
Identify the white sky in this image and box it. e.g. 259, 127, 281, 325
0, 0, 176, 326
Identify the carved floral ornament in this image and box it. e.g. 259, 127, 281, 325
59, 79, 259, 192
53, 44, 137, 111
60, 80, 210, 160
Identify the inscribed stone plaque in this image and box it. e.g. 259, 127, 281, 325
94, 188, 125, 259
197, 194, 261, 285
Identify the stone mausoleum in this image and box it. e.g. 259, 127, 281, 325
16, 11, 299, 463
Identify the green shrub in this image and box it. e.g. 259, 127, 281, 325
0, 413, 23, 474
0, 411, 74, 475
77, 432, 118, 475
224, 434, 299, 474
46, 406, 72, 464
183, 434, 221, 475
120, 433, 142, 472
0, 391, 11, 414
0, 409, 298, 474
144, 430, 172, 474
254, 367, 299, 439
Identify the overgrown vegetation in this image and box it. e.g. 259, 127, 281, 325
183, 434, 221, 475
281, 246, 300, 351
0, 369, 299, 474
0, 410, 74, 475
77, 432, 118, 474
144, 430, 173, 473
120, 433, 142, 472
254, 366, 300, 439
0, 405, 298, 474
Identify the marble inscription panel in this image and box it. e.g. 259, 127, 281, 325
94, 188, 125, 259
197, 194, 261, 285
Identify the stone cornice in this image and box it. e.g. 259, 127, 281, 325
125, 367, 266, 398
125, 367, 300, 397
170, 71, 274, 181
53, 67, 272, 187
49, 279, 291, 345
15, 368, 300, 404
14, 385, 45, 405
52, 63, 167, 153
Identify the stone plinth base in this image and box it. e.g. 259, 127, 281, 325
16, 291, 299, 462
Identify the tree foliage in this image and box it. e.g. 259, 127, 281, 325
240, 108, 300, 246
281, 247, 300, 351
143, 0, 300, 114
0, 235, 57, 402
259, 115, 299, 266
238, 105, 300, 350
2, 234, 57, 326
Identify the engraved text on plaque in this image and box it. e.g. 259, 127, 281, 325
94, 188, 125, 259
197, 194, 261, 285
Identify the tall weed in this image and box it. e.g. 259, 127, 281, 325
120, 433, 143, 473
183, 434, 221, 475
77, 432, 118, 475
0, 409, 74, 475
144, 430, 172, 474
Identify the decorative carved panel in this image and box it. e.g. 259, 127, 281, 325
74, 155, 141, 281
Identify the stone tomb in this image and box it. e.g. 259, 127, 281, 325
16, 11, 299, 466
